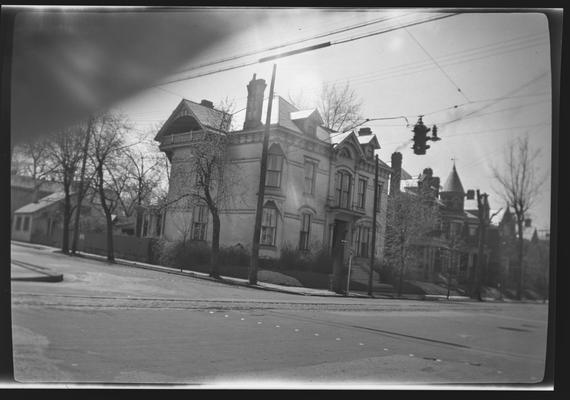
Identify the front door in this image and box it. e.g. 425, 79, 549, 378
331, 220, 348, 292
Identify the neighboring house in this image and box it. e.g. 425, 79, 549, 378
155, 74, 393, 274
496, 206, 550, 296
389, 156, 499, 286
11, 188, 111, 247
10, 174, 63, 224
12, 192, 73, 245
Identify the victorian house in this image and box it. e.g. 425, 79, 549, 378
154, 73, 392, 276
389, 155, 499, 287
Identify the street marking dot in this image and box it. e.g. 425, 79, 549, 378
336, 338, 341, 341
436, 359, 442, 362
240, 318, 245, 321
314, 333, 319, 336
384, 348, 389, 351
224, 315, 229, 318
257, 322, 262, 324
294, 329, 299, 332
409, 354, 414, 357
209, 311, 214, 314
359, 343, 364, 346
275, 325, 280, 328
497, 371, 503, 374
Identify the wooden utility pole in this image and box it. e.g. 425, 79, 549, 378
368, 154, 379, 297
249, 64, 277, 285
472, 190, 489, 301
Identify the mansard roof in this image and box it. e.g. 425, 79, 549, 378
154, 99, 232, 141
441, 164, 465, 194
290, 108, 323, 125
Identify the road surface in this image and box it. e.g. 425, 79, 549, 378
10, 243, 549, 387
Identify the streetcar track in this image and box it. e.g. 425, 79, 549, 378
266, 310, 545, 363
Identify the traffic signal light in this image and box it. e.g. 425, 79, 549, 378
411, 117, 441, 155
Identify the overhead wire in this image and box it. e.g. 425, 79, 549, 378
292, 33, 549, 97
166, 12, 411, 77
153, 13, 459, 87
404, 27, 470, 102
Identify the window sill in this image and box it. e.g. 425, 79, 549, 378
260, 244, 277, 250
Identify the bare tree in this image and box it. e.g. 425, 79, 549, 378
12, 139, 57, 202
184, 131, 228, 278
108, 147, 163, 237
71, 117, 96, 254
288, 82, 365, 133
492, 136, 545, 300
46, 125, 87, 254
318, 82, 364, 132
89, 113, 130, 262
384, 191, 440, 297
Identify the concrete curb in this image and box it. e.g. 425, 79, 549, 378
13, 241, 530, 303
11, 259, 64, 283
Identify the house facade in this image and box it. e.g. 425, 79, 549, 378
155, 74, 392, 274
390, 156, 498, 286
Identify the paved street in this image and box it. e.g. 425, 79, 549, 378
11, 243, 548, 387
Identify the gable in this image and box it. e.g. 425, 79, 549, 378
154, 100, 203, 141
154, 99, 231, 141
334, 131, 366, 160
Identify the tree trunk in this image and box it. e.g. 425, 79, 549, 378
105, 211, 115, 263
210, 211, 221, 278
61, 179, 71, 254
397, 247, 405, 297
71, 126, 91, 254
516, 219, 524, 300
97, 167, 115, 262
135, 207, 143, 237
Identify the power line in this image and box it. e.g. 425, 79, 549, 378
293, 33, 548, 96
167, 13, 411, 77
380, 121, 550, 147
154, 13, 459, 87
404, 27, 470, 102
436, 72, 549, 128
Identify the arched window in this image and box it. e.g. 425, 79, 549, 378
299, 212, 312, 250
261, 201, 278, 246
334, 170, 352, 209
266, 144, 284, 188
191, 204, 208, 241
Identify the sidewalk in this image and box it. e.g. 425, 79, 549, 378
11, 259, 64, 283
10, 240, 472, 301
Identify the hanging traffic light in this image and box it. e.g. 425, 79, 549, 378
411, 116, 441, 155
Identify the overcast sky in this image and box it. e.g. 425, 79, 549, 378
11, 8, 554, 234
111, 9, 553, 233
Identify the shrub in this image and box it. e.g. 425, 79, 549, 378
156, 239, 211, 268
309, 247, 333, 274
276, 244, 311, 271
219, 244, 250, 267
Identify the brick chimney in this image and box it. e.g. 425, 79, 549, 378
358, 127, 372, 136
200, 99, 214, 109
243, 73, 267, 130
390, 152, 402, 196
